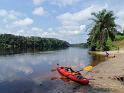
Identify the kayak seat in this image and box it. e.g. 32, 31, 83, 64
60, 67, 64, 69
65, 67, 75, 72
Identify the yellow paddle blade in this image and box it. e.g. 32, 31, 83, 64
83, 66, 93, 71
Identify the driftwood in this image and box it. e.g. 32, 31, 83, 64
109, 76, 124, 81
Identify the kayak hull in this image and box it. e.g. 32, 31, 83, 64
57, 66, 89, 85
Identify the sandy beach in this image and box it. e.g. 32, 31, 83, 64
76, 49, 124, 93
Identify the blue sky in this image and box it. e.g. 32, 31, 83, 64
0, 0, 124, 44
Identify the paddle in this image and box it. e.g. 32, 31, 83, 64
76, 65, 93, 72
83, 66, 93, 71
51, 65, 93, 72
51, 68, 57, 72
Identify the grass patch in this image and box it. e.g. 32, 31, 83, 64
115, 35, 124, 41
113, 40, 124, 49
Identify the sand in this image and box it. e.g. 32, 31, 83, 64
76, 49, 124, 93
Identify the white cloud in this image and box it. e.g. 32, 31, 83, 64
0, 9, 31, 28
57, 4, 108, 26
55, 25, 86, 36
52, 4, 108, 43
16, 27, 46, 37
32, 0, 80, 6
117, 11, 124, 18
51, 0, 80, 7
33, 7, 46, 16
14, 18, 33, 26
8, 10, 24, 19
48, 28, 53, 31
0, 9, 23, 20
80, 25, 86, 31
56, 4, 108, 35
0, 9, 8, 16
0, 9, 46, 38
33, 0, 44, 5
0, 9, 52, 41
14, 66, 33, 74
31, 27, 43, 32
116, 10, 124, 29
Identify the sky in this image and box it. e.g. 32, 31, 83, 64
0, 0, 124, 44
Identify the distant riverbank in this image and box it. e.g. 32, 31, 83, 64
0, 34, 70, 55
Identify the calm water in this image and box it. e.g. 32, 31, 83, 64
0, 47, 105, 93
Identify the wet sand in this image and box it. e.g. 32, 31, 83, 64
77, 49, 124, 93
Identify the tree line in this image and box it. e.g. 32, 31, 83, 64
0, 34, 70, 52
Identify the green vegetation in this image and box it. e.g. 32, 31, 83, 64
0, 34, 70, 53
87, 9, 117, 51
70, 43, 88, 48
113, 40, 124, 49
113, 32, 124, 49
115, 32, 124, 41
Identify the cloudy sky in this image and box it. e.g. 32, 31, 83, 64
0, 0, 124, 43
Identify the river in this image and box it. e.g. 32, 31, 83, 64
0, 47, 105, 93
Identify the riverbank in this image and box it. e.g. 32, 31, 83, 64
78, 49, 124, 93
89, 49, 124, 56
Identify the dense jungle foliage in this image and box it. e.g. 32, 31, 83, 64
0, 34, 70, 52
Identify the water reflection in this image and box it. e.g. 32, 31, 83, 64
90, 53, 106, 66
0, 48, 104, 93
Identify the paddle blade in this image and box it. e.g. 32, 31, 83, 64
59, 76, 70, 82
83, 66, 93, 71
51, 69, 57, 72
51, 77, 58, 80
59, 76, 67, 79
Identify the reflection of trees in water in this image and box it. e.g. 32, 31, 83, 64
90, 54, 106, 66
0, 48, 40, 55
0, 49, 24, 55
0, 48, 67, 55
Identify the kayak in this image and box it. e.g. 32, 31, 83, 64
57, 66, 89, 85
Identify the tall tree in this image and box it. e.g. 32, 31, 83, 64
87, 9, 117, 51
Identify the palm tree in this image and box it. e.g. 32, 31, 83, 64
87, 9, 117, 51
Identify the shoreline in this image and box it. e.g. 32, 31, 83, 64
78, 49, 124, 93
88, 49, 124, 56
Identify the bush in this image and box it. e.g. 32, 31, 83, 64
115, 35, 124, 41
103, 38, 113, 51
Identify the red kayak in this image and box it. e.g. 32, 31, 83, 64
57, 66, 89, 85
